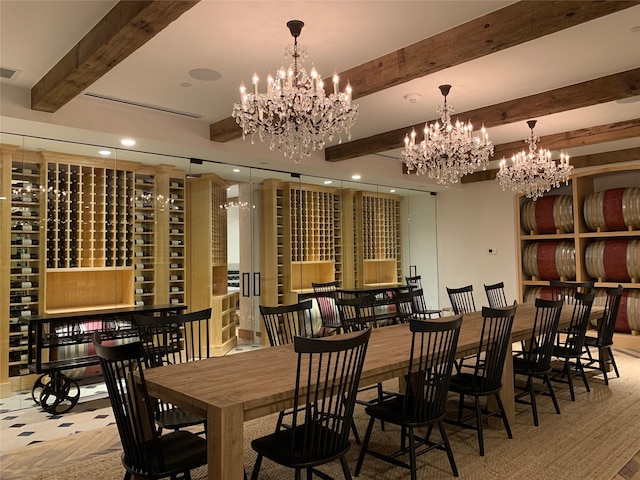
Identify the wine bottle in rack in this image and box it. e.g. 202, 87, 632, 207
10, 280, 37, 289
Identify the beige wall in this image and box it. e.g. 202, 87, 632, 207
435, 180, 519, 310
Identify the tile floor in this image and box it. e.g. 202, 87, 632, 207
0, 339, 263, 452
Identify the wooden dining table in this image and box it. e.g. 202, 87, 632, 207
143, 302, 602, 480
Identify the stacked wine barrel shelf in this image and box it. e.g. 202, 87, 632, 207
0, 146, 235, 391
260, 180, 403, 308
516, 163, 640, 347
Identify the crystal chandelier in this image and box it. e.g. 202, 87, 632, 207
496, 120, 573, 201
401, 85, 493, 185
231, 20, 358, 163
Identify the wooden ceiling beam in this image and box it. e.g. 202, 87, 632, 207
461, 120, 640, 183
31, 1, 199, 113
327, 68, 640, 161
210, 0, 637, 142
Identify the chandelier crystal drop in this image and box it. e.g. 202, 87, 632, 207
496, 120, 573, 201
231, 20, 359, 164
401, 84, 493, 185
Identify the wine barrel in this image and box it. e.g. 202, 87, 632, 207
583, 187, 640, 232
522, 241, 576, 280
585, 239, 640, 282
624, 290, 640, 334
521, 195, 573, 234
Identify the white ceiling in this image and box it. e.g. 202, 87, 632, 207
1, 1, 639, 191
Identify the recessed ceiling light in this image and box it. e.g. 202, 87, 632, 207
181, 82, 192, 88
189, 68, 222, 81
324, 180, 332, 185
99, 150, 111, 156
233, 168, 240, 173
351, 174, 361, 180
631, 25, 640, 33
120, 138, 136, 147
390, 189, 396, 193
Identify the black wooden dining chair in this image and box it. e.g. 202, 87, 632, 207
405, 275, 423, 289
355, 315, 462, 480
259, 300, 316, 347
484, 282, 508, 308
549, 280, 595, 304
446, 285, 476, 315
402, 288, 441, 319
133, 308, 213, 435
335, 294, 380, 332
582, 285, 623, 385
250, 328, 371, 480
513, 298, 563, 426
446, 303, 517, 456
550, 291, 595, 401
299, 290, 342, 336
93, 335, 207, 480
447, 284, 477, 373
311, 280, 340, 292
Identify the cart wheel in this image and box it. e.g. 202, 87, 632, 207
39, 375, 80, 414
31, 374, 53, 405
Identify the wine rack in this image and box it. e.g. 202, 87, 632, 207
46, 161, 134, 269
133, 173, 156, 306
168, 176, 186, 305
9, 158, 44, 378
355, 192, 403, 287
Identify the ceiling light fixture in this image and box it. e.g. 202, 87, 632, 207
232, 20, 358, 164
120, 138, 136, 147
496, 120, 573, 201
401, 84, 493, 185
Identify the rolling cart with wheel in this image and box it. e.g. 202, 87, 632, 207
20, 304, 186, 414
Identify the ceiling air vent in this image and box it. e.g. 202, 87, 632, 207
0, 67, 19, 80
84, 92, 203, 119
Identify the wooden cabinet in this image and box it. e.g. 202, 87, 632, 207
187, 174, 236, 356
516, 163, 640, 347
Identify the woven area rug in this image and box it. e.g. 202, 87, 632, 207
11, 348, 640, 480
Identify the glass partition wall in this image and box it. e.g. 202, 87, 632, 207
1, 132, 438, 393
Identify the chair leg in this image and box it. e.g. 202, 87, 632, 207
124, 473, 132, 480
609, 347, 620, 378
340, 455, 353, 480
544, 374, 561, 415
408, 427, 418, 480
527, 376, 539, 427
251, 453, 263, 480
599, 350, 609, 385
576, 358, 590, 392
275, 410, 286, 431
494, 393, 513, 439
294, 469, 301, 480
565, 360, 576, 401
474, 397, 485, 456
351, 419, 361, 445
354, 416, 376, 477
438, 421, 459, 477
457, 393, 465, 421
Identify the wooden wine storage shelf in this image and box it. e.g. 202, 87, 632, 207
260, 180, 403, 308
515, 163, 640, 347
1, 147, 229, 387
